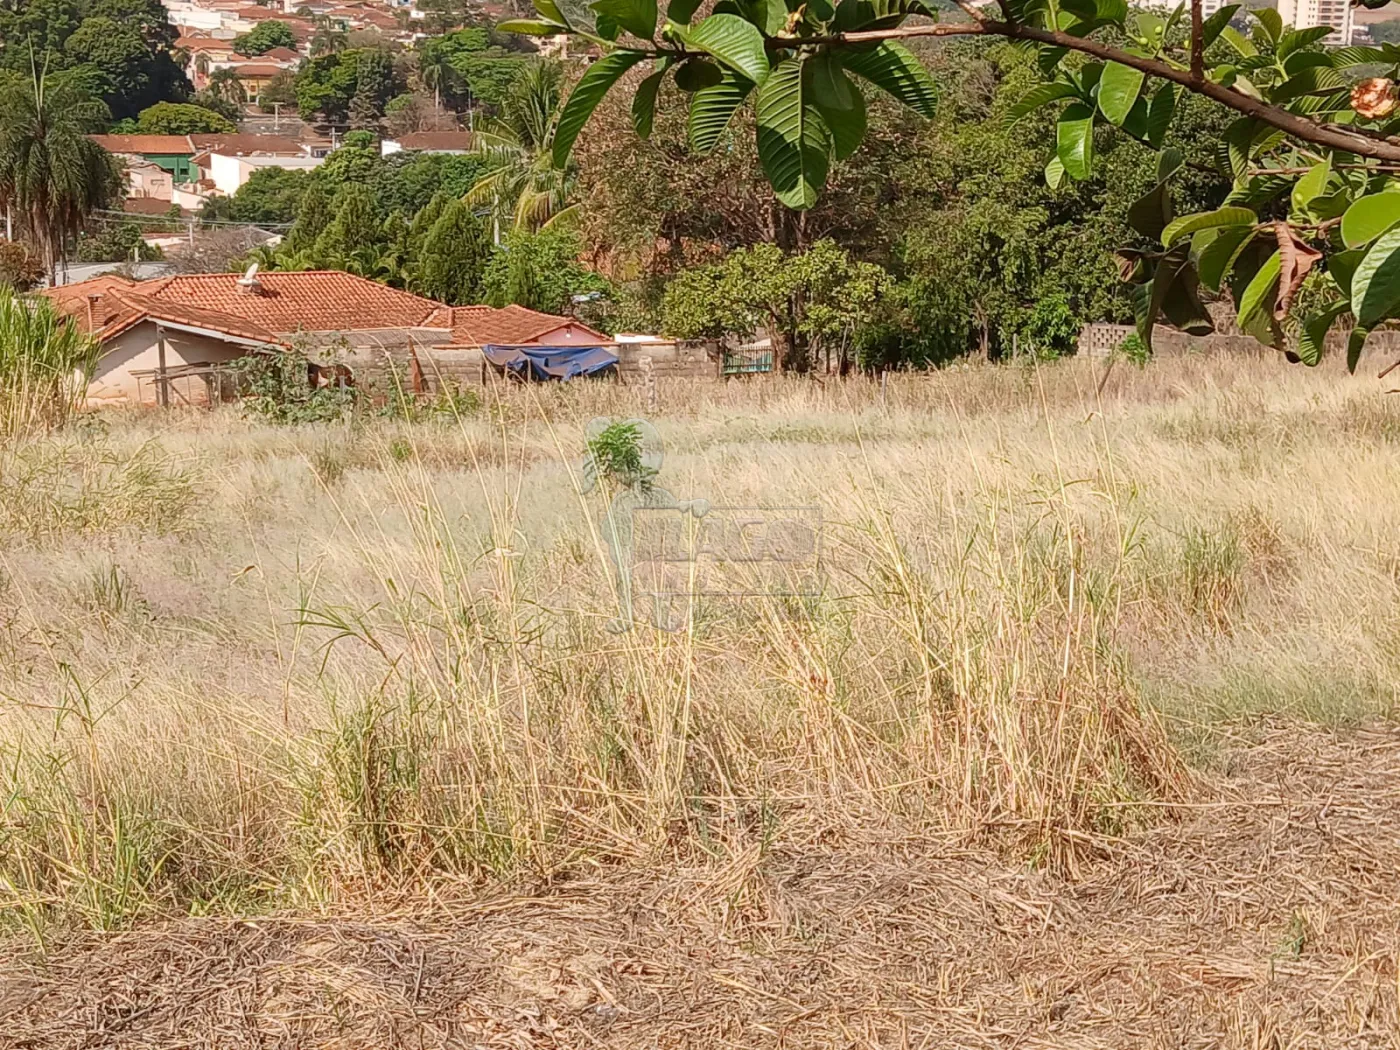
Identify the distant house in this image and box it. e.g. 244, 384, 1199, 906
125, 160, 174, 202
438, 304, 610, 348
381, 131, 474, 156
187, 134, 319, 194
90, 135, 198, 183
38, 271, 455, 407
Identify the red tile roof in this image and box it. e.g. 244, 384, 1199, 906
231, 63, 285, 77
123, 197, 180, 215
188, 133, 304, 156
261, 46, 301, 61
175, 34, 234, 51
391, 131, 473, 152
39, 271, 450, 343
441, 305, 609, 346
90, 135, 194, 156
37, 277, 284, 346
150, 272, 448, 333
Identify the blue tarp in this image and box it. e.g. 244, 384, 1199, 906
483, 343, 619, 381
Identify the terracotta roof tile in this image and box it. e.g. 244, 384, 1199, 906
230, 63, 284, 77
188, 133, 304, 155
261, 46, 301, 61
443, 305, 609, 346
90, 135, 194, 156
392, 131, 473, 151
123, 197, 181, 215
39, 271, 448, 343
151, 271, 447, 333
110, 290, 285, 346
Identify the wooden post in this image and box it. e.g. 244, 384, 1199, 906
156, 325, 170, 408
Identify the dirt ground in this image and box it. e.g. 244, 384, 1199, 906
3, 722, 1399, 1050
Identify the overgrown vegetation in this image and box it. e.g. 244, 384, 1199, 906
0, 286, 101, 438
2, 356, 1394, 936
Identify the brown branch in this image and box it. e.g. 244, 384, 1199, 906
1190, 0, 1203, 82
787, 20, 1400, 163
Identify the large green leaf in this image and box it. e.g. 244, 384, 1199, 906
806, 55, 866, 159
675, 58, 723, 90
1004, 81, 1079, 126
1277, 25, 1333, 59
497, 19, 567, 33
1236, 249, 1281, 333
1252, 6, 1282, 45
1351, 225, 1400, 326
1056, 102, 1095, 180
1097, 62, 1144, 126
1328, 248, 1365, 293
1145, 84, 1175, 147
755, 56, 831, 210
1200, 4, 1239, 49
676, 14, 770, 84
1219, 26, 1256, 58
632, 65, 668, 137
1161, 206, 1256, 247
1270, 66, 1346, 103
839, 42, 938, 119
808, 51, 856, 110
1197, 225, 1254, 292
734, 0, 787, 34
832, 0, 935, 31
1290, 155, 1331, 216
1341, 192, 1400, 249
1348, 325, 1370, 374
688, 67, 754, 151
552, 50, 648, 167
668, 0, 703, 21
534, 0, 567, 22
1297, 300, 1351, 366
592, 0, 657, 38
1331, 45, 1388, 67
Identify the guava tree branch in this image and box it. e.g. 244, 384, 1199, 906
783, 19, 1400, 163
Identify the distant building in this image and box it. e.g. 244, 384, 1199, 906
381, 131, 474, 156
90, 135, 199, 182
1279, 0, 1354, 44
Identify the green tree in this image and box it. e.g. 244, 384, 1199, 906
349, 47, 395, 129
233, 20, 297, 56
313, 182, 384, 267
135, 100, 236, 134
529, 0, 1400, 371
283, 177, 333, 253
662, 241, 890, 371
257, 71, 298, 111
0, 62, 116, 276
1368, 19, 1400, 44
223, 166, 308, 225
412, 198, 491, 303
482, 227, 604, 313
465, 61, 574, 237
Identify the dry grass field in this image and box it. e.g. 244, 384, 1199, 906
3, 351, 1400, 1047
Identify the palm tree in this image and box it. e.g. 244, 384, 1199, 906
464, 62, 577, 242
0, 56, 114, 279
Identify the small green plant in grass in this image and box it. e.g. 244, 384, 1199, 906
585, 420, 656, 493
1117, 332, 1150, 368
1180, 524, 1245, 631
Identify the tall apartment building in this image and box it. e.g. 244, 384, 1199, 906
1279, 0, 1355, 44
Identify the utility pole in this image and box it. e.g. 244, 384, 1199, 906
272, 102, 282, 132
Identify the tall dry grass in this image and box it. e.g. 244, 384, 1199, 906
0, 287, 100, 440
0, 350, 1397, 936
